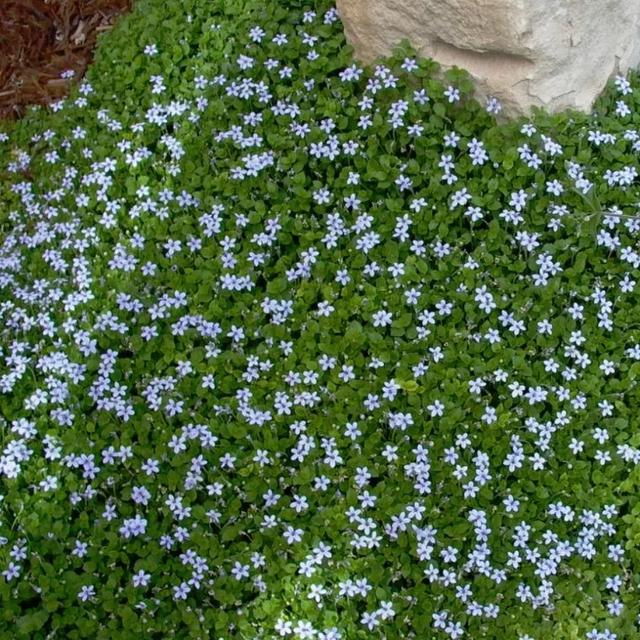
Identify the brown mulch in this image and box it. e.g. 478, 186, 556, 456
0, 0, 131, 120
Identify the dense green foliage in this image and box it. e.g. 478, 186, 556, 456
1, 0, 640, 638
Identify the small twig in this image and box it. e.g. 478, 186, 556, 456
572, 209, 640, 220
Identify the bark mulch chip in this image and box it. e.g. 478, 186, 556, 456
0, 0, 131, 120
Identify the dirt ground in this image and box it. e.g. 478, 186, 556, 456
0, 0, 131, 120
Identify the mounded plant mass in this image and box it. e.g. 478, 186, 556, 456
1, 1, 640, 638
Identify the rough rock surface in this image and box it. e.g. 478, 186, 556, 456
336, 0, 640, 117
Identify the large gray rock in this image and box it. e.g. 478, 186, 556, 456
336, 0, 640, 117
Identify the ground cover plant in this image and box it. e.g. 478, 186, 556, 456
1, 0, 640, 637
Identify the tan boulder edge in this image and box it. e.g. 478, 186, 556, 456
336, 0, 640, 118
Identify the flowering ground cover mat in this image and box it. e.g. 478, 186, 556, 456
1, 1, 640, 638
